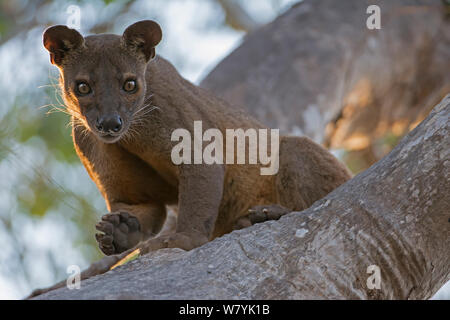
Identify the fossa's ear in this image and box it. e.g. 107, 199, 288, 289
43, 25, 84, 65
122, 20, 162, 62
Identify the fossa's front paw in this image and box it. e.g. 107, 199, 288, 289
95, 211, 141, 255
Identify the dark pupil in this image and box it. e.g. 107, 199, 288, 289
125, 81, 135, 91
78, 83, 89, 93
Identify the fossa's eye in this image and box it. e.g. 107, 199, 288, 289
76, 82, 91, 95
123, 80, 136, 92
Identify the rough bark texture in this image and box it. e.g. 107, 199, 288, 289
34, 95, 450, 300
201, 0, 450, 155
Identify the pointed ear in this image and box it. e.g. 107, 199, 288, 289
122, 20, 162, 62
43, 25, 84, 65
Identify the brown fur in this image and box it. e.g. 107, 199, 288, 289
43, 21, 352, 256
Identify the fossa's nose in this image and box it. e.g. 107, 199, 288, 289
96, 115, 122, 134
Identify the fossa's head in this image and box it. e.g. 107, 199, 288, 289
43, 20, 162, 143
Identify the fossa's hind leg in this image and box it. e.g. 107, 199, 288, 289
234, 136, 351, 231
275, 136, 351, 210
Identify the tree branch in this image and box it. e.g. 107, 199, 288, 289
33, 95, 450, 300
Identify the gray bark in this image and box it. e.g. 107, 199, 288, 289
34, 95, 450, 300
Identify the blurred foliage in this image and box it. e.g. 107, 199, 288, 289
343, 131, 403, 174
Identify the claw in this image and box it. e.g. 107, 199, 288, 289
96, 221, 113, 234
96, 233, 113, 245
102, 214, 120, 225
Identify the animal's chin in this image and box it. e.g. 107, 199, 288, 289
97, 133, 123, 144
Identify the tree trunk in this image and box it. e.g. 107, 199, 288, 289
33, 95, 450, 300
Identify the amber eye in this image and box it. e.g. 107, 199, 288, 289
123, 80, 136, 92
76, 82, 91, 95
